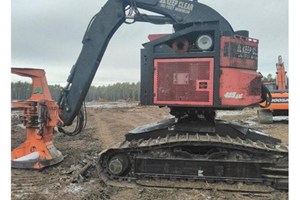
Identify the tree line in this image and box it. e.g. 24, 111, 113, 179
11, 81, 140, 102
262, 73, 276, 82
11, 73, 285, 101
262, 73, 289, 86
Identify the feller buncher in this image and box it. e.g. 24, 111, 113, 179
11, 0, 288, 190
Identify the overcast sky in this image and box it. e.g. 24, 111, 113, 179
11, 0, 288, 85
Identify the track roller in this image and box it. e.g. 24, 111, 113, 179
107, 154, 130, 176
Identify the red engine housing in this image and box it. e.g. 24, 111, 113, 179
150, 35, 261, 109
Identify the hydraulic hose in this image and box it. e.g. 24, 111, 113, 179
260, 84, 272, 108
58, 102, 87, 136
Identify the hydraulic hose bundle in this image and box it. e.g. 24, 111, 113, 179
260, 84, 272, 108
58, 102, 87, 136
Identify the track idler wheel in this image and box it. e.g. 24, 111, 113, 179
107, 154, 130, 176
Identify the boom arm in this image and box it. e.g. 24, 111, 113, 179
58, 0, 234, 126
276, 55, 287, 91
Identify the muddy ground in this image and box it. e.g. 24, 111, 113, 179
11, 102, 289, 200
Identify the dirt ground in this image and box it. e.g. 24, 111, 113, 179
11, 102, 288, 200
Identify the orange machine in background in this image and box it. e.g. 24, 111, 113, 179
258, 56, 289, 123
11, 68, 64, 169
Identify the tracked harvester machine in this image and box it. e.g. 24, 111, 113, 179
12, 0, 288, 190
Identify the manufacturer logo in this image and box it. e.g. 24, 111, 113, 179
271, 98, 288, 103
224, 92, 243, 99
198, 169, 204, 177
159, 0, 194, 14
34, 87, 43, 94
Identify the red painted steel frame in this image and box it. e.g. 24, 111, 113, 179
219, 68, 261, 106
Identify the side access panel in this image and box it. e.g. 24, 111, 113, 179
153, 58, 214, 106
220, 36, 258, 70
219, 68, 261, 106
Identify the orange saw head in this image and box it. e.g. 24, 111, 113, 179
11, 68, 63, 169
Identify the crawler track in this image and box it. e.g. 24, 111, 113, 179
98, 133, 288, 191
